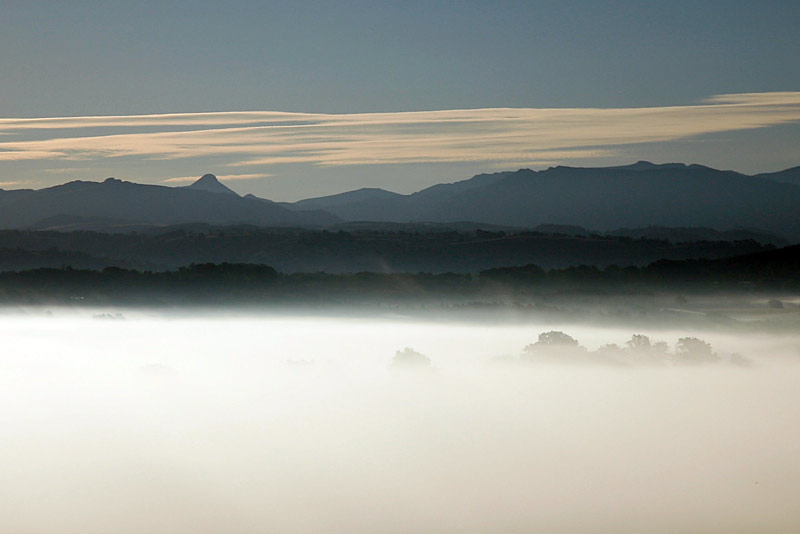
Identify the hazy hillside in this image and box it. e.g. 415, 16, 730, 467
0, 225, 775, 274
606, 225, 788, 246
755, 166, 800, 187
285, 187, 404, 211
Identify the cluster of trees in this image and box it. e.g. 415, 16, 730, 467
519, 331, 746, 366
392, 333, 745, 372
0, 263, 279, 303
391, 347, 433, 369
479, 246, 800, 290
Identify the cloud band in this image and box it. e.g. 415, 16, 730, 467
0, 92, 798, 169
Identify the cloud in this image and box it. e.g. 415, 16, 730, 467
162, 173, 273, 183
44, 167, 93, 174
218, 173, 274, 181
0, 92, 798, 169
0, 150, 66, 161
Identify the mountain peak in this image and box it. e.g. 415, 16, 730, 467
186, 174, 238, 196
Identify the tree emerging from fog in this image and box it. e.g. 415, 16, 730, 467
392, 347, 432, 369
674, 337, 718, 364
522, 331, 587, 362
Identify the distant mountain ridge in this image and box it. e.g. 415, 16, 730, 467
283, 162, 800, 241
1, 163, 799, 240
0, 174, 337, 229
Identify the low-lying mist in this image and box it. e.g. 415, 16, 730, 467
2, 309, 799, 533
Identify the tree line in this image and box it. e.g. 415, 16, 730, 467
0, 246, 798, 304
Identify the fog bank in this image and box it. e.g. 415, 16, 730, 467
2, 311, 799, 533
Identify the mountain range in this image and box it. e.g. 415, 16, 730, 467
2, 162, 799, 240
282, 162, 800, 240
0, 174, 336, 230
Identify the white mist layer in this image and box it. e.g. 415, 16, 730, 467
1, 311, 799, 533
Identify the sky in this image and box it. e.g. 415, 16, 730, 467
1, 0, 798, 200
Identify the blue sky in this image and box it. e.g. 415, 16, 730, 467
1, 1, 798, 199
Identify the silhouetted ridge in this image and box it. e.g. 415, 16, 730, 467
0, 177, 338, 229
283, 163, 800, 240
4, 162, 800, 239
